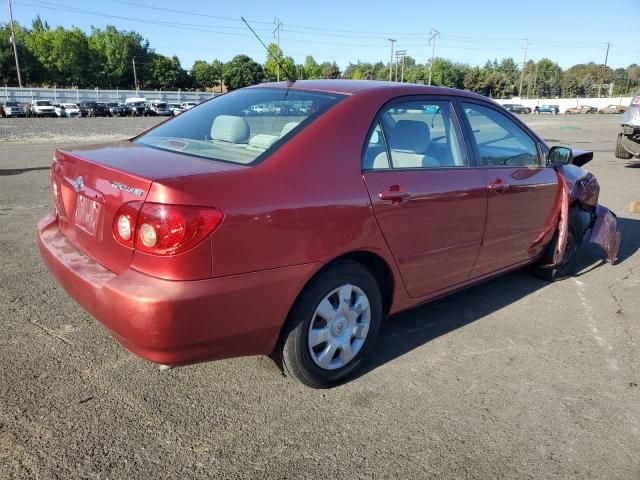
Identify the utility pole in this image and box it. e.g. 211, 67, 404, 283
395, 55, 399, 82
427, 28, 440, 86
8, 0, 23, 88
518, 38, 528, 98
132, 57, 139, 92
598, 41, 610, 98
396, 50, 406, 83
532, 62, 539, 98
388, 38, 396, 82
274, 18, 283, 82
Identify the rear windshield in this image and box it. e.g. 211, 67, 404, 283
136, 88, 344, 165
35, 101, 51, 106
6, 102, 19, 106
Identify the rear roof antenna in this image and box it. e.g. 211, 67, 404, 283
241, 16, 296, 86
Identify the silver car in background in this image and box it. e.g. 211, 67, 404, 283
2, 101, 26, 117
616, 92, 640, 160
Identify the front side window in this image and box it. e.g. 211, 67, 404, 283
364, 99, 466, 170
462, 102, 540, 167
136, 88, 344, 165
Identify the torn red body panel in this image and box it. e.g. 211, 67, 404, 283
552, 165, 621, 266
590, 204, 622, 264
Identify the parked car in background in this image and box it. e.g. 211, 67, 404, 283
615, 92, 640, 160
534, 105, 559, 115
147, 100, 172, 116
106, 102, 128, 117
502, 104, 531, 114
599, 104, 628, 114
78, 102, 109, 117
55, 103, 81, 118
38, 81, 621, 388
181, 101, 197, 110
125, 97, 149, 116
168, 103, 184, 116
565, 105, 597, 114
2, 101, 26, 117
27, 100, 56, 118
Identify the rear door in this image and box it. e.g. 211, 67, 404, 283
362, 97, 487, 299
458, 100, 559, 277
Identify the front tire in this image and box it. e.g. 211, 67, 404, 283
532, 208, 584, 281
615, 134, 633, 160
276, 260, 382, 388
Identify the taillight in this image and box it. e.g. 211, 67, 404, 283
113, 202, 223, 256
113, 201, 142, 248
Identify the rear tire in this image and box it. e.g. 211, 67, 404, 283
615, 134, 633, 160
276, 260, 382, 388
532, 208, 584, 282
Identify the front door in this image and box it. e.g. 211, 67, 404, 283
459, 101, 560, 277
362, 98, 487, 299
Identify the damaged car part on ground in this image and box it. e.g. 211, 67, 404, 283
37, 81, 621, 388
615, 92, 640, 160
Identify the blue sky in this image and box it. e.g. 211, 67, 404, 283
7, 0, 639, 70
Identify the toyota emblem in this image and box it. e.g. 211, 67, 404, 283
73, 176, 84, 192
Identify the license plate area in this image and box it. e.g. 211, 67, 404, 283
74, 195, 102, 236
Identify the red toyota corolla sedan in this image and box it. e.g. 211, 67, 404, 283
38, 80, 620, 387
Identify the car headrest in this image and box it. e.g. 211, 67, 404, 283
248, 134, 278, 150
389, 120, 430, 153
211, 115, 250, 143
280, 122, 300, 137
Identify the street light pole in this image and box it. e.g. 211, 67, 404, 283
388, 38, 396, 82
8, 0, 23, 88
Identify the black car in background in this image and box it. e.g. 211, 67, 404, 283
502, 103, 531, 114
105, 102, 129, 117
78, 102, 109, 117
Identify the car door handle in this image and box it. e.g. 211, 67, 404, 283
487, 182, 509, 194
379, 190, 412, 203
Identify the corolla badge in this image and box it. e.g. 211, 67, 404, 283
111, 181, 144, 197
73, 176, 84, 192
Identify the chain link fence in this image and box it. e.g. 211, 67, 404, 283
2, 86, 218, 104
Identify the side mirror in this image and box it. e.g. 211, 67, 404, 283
548, 146, 573, 167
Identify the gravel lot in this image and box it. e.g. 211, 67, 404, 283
1, 114, 639, 479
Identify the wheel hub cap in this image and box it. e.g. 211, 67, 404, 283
331, 316, 347, 336
307, 284, 371, 371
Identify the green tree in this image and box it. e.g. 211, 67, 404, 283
88, 25, 150, 88
263, 43, 296, 81
303, 55, 321, 79
429, 58, 467, 89
319, 61, 340, 79
23, 23, 92, 87
191, 59, 223, 90
143, 54, 189, 89
562, 63, 604, 97
223, 54, 264, 90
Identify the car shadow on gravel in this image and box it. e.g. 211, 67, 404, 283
0, 166, 51, 176
355, 217, 640, 381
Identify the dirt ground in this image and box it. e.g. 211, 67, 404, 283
0, 114, 638, 479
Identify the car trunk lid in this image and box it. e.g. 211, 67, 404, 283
51, 141, 245, 274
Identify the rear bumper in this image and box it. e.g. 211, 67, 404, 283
37, 214, 317, 365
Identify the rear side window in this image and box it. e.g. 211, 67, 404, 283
462, 102, 540, 167
364, 99, 466, 170
136, 89, 344, 165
